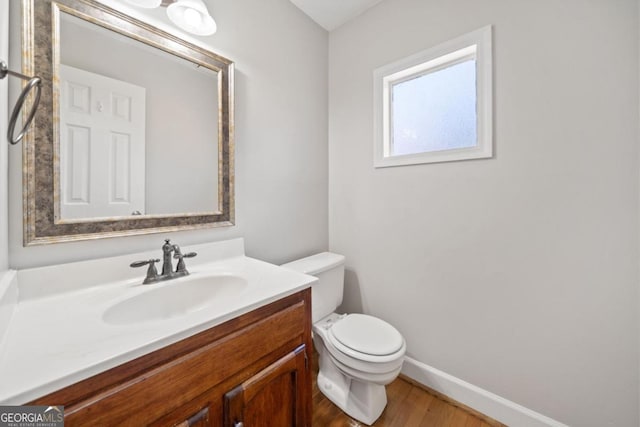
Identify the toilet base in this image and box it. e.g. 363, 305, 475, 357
316, 343, 388, 425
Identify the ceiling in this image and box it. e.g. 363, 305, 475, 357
289, 0, 385, 31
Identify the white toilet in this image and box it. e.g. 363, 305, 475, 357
282, 252, 406, 425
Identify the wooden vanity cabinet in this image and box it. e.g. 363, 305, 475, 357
28, 289, 312, 427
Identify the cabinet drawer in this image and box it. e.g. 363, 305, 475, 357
63, 300, 307, 426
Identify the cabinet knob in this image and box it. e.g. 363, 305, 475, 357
234, 422, 244, 427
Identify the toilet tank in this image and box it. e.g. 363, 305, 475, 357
281, 252, 345, 323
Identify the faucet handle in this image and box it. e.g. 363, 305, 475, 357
130, 258, 161, 268
175, 252, 197, 259
130, 258, 161, 285
173, 251, 197, 273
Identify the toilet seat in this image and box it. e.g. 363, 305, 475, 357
327, 314, 405, 363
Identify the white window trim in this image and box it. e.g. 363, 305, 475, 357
373, 25, 493, 168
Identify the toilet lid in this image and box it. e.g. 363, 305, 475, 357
329, 314, 404, 356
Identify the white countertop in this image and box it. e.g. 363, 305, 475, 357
0, 239, 315, 404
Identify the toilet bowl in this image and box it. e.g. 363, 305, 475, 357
313, 312, 406, 424
281, 253, 406, 425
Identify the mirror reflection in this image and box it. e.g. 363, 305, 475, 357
23, 0, 234, 245
58, 12, 219, 220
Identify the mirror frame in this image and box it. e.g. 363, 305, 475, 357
21, 0, 234, 245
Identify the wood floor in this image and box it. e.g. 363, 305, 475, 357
312, 359, 501, 426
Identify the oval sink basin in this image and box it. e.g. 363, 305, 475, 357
103, 274, 248, 325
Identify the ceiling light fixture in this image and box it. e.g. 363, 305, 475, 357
167, 0, 217, 36
125, 0, 217, 36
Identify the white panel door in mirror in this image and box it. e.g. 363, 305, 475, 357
60, 64, 146, 220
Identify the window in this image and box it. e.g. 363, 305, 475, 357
373, 26, 493, 167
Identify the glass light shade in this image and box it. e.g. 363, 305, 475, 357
167, 0, 217, 36
124, 0, 162, 8
183, 8, 203, 27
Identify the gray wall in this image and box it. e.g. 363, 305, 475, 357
8, 0, 328, 268
0, 0, 8, 272
328, 0, 639, 426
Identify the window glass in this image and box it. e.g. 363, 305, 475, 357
391, 59, 477, 156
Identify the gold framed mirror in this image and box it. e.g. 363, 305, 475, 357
21, 0, 234, 245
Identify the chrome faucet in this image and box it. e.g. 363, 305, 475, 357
161, 239, 174, 276
130, 239, 197, 285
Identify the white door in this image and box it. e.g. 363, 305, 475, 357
59, 64, 146, 219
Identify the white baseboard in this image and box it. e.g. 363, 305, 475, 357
401, 356, 568, 427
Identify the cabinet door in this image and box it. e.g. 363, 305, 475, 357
172, 406, 214, 427
224, 345, 309, 427
149, 392, 222, 427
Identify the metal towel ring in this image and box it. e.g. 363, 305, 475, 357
1, 60, 43, 145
